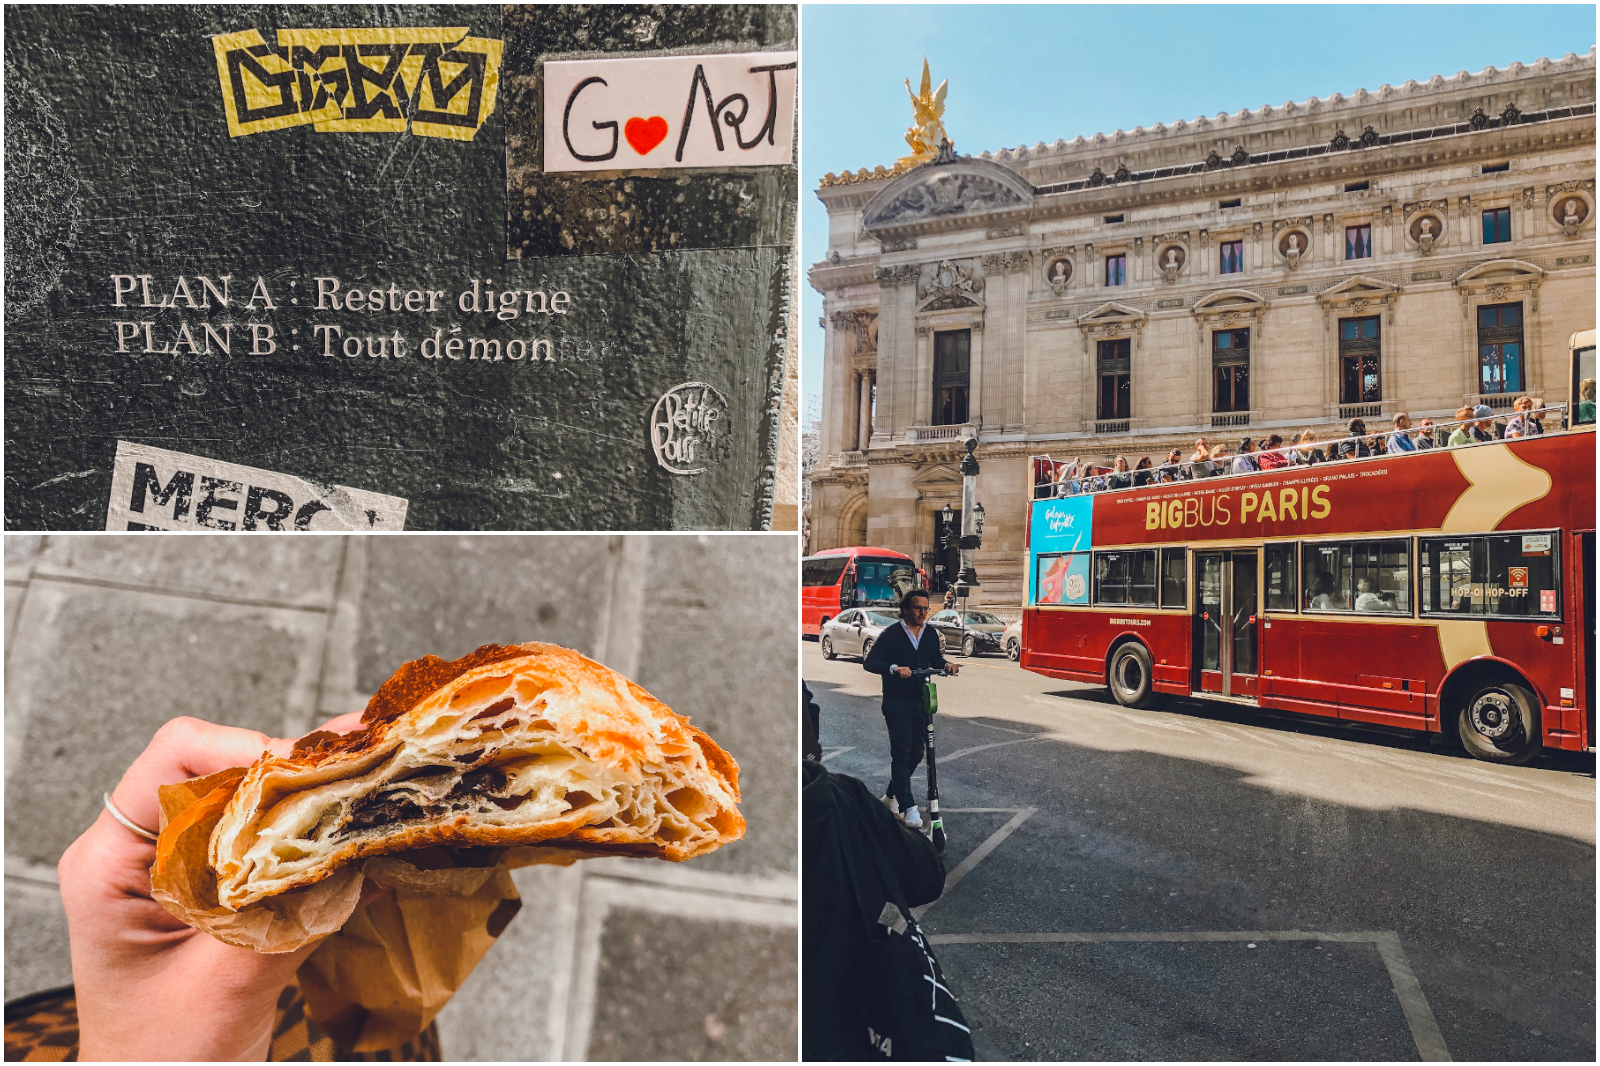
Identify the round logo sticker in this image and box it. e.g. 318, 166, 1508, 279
650, 382, 730, 475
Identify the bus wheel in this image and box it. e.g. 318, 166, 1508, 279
820, 635, 836, 660
1457, 681, 1541, 765
1108, 643, 1157, 709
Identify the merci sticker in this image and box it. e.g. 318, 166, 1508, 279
543, 51, 796, 172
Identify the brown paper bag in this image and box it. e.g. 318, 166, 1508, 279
150, 772, 532, 1052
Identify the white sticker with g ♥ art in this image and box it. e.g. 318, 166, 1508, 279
543, 51, 796, 172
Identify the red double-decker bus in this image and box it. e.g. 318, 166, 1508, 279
1021, 422, 1594, 764
802, 547, 921, 636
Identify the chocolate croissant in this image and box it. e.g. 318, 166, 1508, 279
206, 642, 743, 911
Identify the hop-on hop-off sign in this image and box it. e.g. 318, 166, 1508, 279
4, 5, 796, 531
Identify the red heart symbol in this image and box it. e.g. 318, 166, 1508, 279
625, 115, 668, 156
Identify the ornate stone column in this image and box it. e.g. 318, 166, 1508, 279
968, 321, 985, 429
857, 370, 873, 451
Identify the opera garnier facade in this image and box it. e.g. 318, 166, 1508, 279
808, 51, 1596, 608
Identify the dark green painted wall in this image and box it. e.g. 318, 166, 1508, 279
4, 4, 796, 530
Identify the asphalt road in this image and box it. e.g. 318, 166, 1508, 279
805, 639, 1596, 1062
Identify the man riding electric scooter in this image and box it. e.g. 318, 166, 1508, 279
864, 588, 958, 832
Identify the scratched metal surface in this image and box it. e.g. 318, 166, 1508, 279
3, 4, 795, 530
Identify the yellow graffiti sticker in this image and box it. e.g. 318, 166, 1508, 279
212, 28, 502, 140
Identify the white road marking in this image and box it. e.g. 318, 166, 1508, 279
913, 807, 1037, 921
820, 746, 856, 763
940, 737, 1040, 763
928, 929, 1450, 1061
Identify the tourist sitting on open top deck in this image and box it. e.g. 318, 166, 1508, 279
1331, 418, 1371, 460
1055, 458, 1082, 496
1132, 456, 1155, 486
1446, 406, 1475, 446
1291, 429, 1326, 465
1257, 434, 1289, 470
1415, 418, 1438, 448
1386, 412, 1417, 452
1107, 455, 1133, 490
1471, 404, 1496, 443
1232, 438, 1259, 474
1156, 449, 1185, 482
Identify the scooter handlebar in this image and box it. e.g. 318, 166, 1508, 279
905, 667, 949, 679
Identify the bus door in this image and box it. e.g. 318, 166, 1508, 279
1194, 550, 1259, 699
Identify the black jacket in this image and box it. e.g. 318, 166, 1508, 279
1332, 438, 1371, 460
802, 761, 946, 1061
864, 621, 950, 702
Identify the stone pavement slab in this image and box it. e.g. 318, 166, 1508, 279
356, 536, 614, 693
48, 537, 346, 609
433, 863, 584, 1061
586, 907, 797, 1061
3, 881, 72, 1002
634, 535, 797, 878
4, 584, 324, 865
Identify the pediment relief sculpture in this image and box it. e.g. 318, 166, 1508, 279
1076, 301, 1146, 333
865, 170, 1027, 227
1452, 258, 1545, 313
910, 463, 964, 487
1192, 289, 1269, 327
917, 258, 984, 310
1318, 275, 1399, 303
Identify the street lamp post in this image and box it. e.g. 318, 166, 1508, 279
941, 436, 984, 616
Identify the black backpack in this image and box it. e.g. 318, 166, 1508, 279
843, 829, 975, 1061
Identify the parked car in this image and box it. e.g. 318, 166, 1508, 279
928, 609, 1007, 657
819, 608, 901, 662
1003, 620, 1022, 661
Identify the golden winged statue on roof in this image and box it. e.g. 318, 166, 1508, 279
898, 58, 949, 167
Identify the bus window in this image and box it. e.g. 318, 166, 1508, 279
1095, 550, 1158, 606
1575, 341, 1595, 426
1302, 539, 1409, 613
802, 557, 849, 587
1264, 544, 1297, 612
1160, 548, 1187, 608
1352, 540, 1410, 613
1302, 543, 1352, 611
854, 558, 918, 605
1420, 533, 1560, 618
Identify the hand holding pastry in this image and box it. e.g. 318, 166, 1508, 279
58, 712, 363, 1062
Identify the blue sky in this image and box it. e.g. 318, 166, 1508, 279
799, 4, 1596, 422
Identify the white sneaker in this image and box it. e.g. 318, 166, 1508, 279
902, 806, 923, 829
881, 794, 900, 815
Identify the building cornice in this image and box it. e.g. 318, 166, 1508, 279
988, 50, 1596, 176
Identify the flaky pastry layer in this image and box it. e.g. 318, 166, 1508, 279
210, 643, 742, 910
